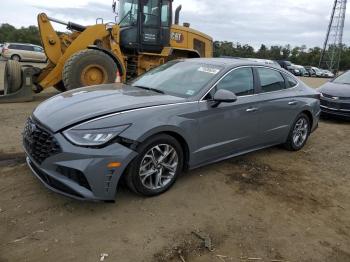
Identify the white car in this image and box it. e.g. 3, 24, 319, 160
1, 43, 46, 62
322, 70, 335, 78
311, 67, 324, 77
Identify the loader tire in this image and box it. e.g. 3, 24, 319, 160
4, 60, 22, 95
62, 49, 117, 90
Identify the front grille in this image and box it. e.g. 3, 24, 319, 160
320, 99, 350, 111
322, 93, 350, 101
320, 99, 338, 109
23, 118, 61, 164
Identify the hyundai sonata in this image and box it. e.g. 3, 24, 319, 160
23, 58, 320, 201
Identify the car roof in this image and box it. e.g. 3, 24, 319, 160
183, 57, 281, 70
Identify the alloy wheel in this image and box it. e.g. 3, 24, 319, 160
292, 117, 309, 147
139, 144, 179, 190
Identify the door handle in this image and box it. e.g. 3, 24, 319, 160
288, 101, 298, 105
246, 107, 258, 112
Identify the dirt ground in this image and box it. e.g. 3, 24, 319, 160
0, 61, 349, 262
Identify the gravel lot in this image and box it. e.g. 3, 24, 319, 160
0, 60, 349, 262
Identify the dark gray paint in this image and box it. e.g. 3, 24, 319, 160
317, 81, 350, 97
27, 58, 321, 201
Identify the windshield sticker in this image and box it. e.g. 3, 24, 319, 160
186, 90, 195, 96
198, 67, 220, 74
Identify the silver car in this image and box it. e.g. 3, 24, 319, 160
2, 43, 46, 62
23, 58, 320, 201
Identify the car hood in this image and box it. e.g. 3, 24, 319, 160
318, 82, 350, 97
33, 84, 186, 132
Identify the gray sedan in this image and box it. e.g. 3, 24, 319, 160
23, 58, 320, 201
317, 70, 350, 119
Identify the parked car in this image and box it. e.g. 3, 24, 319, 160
304, 66, 325, 77
276, 60, 302, 75
317, 70, 350, 119
276, 60, 293, 70
23, 58, 320, 201
294, 65, 309, 77
322, 70, 335, 78
1, 42, 46, 62
0, 43, 3, 56
305, 66, 316, 77
312, 67, 324, 77
288, 64, 302, 76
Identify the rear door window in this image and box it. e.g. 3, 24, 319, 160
257, 68, 286, 93
34, 46, 43, 52
22, 45, 34, 51
286, 75, 298, 88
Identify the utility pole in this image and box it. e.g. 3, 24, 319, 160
319, 0, 347, 73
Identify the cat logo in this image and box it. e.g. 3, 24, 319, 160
171, 32, 184, 43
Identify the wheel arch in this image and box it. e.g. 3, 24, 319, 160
300, 110, 313, 130
162, 131, 190, 170
11, 53, 22, 60
132, 128, 191, 171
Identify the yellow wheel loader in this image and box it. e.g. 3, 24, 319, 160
0, 0, 213, 103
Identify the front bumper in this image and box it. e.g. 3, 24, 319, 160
320, 106, 350, 119
320, 97, 350, 119
24, 131, 138, 201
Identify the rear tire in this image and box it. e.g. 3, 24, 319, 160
125, 134, 184, 197
62, 49, 117, 90
4, 60, 22, 95
11, 55, 21, 62
284, 113, 311, 151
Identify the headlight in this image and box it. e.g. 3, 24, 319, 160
63, 125, 130, 146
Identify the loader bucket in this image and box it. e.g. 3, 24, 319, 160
0, 62, 36, 103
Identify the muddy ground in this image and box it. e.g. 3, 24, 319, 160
0, 61, 349, 262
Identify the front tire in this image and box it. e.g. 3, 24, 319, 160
4, 60, 22, 95
62, 49, 117, 90
284, 113, 311, 151
125, 134, 184, 197
11, 54, 21, 62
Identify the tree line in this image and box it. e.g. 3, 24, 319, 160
0, 24, 42, 46
214, 41, 350, 70
1, 23, 350, 70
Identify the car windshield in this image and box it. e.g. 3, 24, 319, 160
130, 60, 223, 97
333, 71, 350, 85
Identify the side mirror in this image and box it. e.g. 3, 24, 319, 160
212, 89, 237, 107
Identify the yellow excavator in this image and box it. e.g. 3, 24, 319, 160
0, 0, 213, 103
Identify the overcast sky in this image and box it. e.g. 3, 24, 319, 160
1, 0, 349, 49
